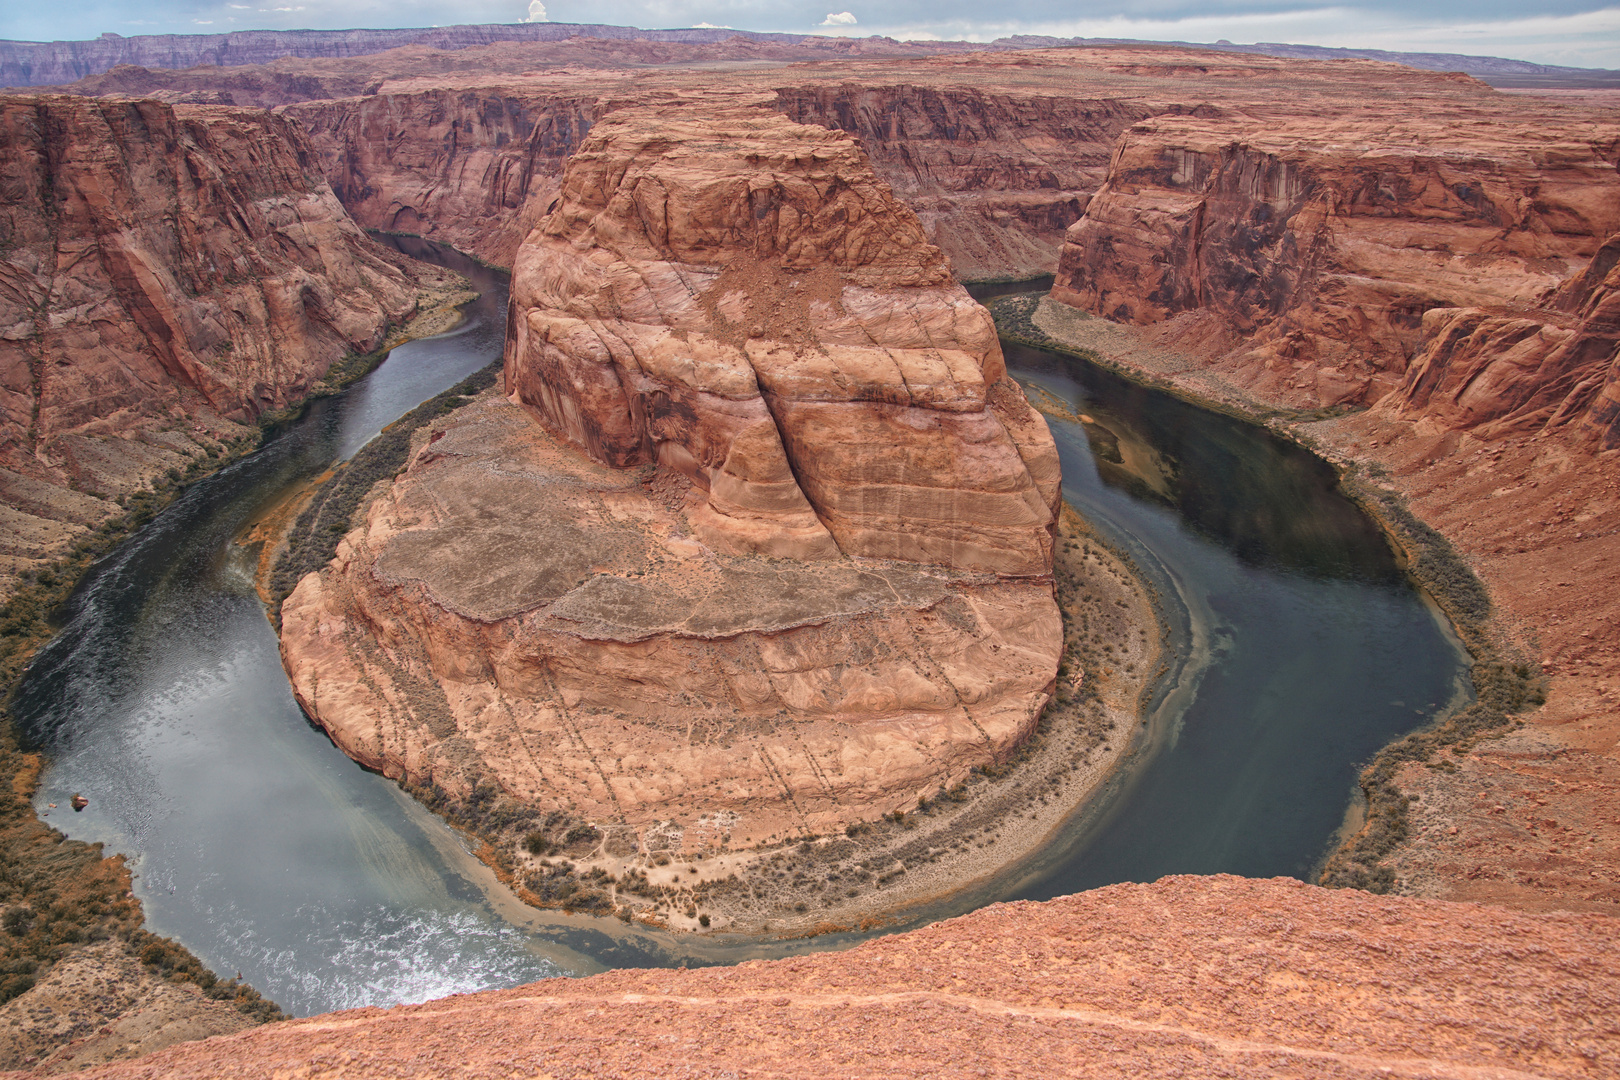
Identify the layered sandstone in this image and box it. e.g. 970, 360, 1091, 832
32, 876, 1620, 1079
771, 84, 1156, 279
284, 89, 597, 267
1052, 102, 1620, 407
280, 106, 1062, 847
0, 95, 451, 587
1388, 232, 1620, 446
505, 106, 1060, 574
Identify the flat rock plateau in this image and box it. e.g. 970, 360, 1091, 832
0, 30, 1617, 1077
15, 876, 1620, 1079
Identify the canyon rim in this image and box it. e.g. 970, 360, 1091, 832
0, 23, 1614, 1077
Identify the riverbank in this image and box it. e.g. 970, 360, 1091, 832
0, 273, 480, 1069
993, 292, 1619, 913
266, 365, 1165, 937
570, 502, 1164, 938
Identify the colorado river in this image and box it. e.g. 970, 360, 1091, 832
14, 244, 1468, 1015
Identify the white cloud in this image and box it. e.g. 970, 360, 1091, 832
692, 22, 732, 29
522, 0, 548, 21
820, 11, 858, 27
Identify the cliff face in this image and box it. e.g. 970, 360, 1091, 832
44, 876, 1620, 1079
0, 95, 445, 583
284, 90, 597, 268
279, 106, 1062, 846
772, 85, 1158, 278
1387, 233, 1620, 446
505, 106, 1060, 573
1051, 108, 1620, 407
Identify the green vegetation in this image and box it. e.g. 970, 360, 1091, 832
1318, 481, 1544, 892
268, 359, 502, 622
0, 431, 287, 1018
0, 726, 282, 1018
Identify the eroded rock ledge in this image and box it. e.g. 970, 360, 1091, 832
280, 105, 1064, 853
48, 876, 1620, 1080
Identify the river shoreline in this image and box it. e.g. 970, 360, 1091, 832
0, 273, 480, 1068
262, 365, 1168, 938
986, 292, 1608, 906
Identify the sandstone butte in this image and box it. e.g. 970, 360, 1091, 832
0, 38, 1618, 1077
278, 104, 1063, 849
12, 876, 1620, 1079
0, 94, 457, 595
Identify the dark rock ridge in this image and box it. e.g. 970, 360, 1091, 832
8, 21, 1607, 90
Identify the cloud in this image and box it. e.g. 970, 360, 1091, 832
523, 0, 547, 21
819, 11, 858, 26
692, 22, 732, 29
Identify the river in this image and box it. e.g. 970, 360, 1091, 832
14, 241, 1468, 1016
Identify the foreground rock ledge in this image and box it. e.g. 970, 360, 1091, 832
34, 875, 1620, 1079
280, 104, 1064, 849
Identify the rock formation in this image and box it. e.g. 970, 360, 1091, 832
504, 106, 1060, 574
0, 94, 451, 588
284, 89, 597, 268
1387, 232, 1620, 447
279, 105, 1062, 847
42, 876, 1620, 1079
770, 85, 1153, 279
1051, 104, 1620, 407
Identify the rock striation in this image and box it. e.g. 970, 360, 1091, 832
1052, 105, 1620, 407
1388, 232, 1620, 446
0, 95, 449, 590
771, 84, 1153, 279
505, 106, 1060, 574
285, 89, 597, 268
32, 875, 1620, 1079
279, 105, 1062, 848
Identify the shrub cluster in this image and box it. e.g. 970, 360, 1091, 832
1319, 484, 1544, 892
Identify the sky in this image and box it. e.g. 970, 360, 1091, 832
4, 1, 1618, 70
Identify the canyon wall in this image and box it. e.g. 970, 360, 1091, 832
284, 89, 597, 268
1387, 232, 1620, 446
772, 85, 1156, 278
0, 94, 447, 583
1051, 106, 1620, 408
279, 104, 1063, 847
280, 81, 1121, 277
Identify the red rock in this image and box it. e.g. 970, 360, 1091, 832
0, 94, 448, 586
279, 105, 1062, 845
1051, 103, 1620, 408
32, 876, 1620, 1079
